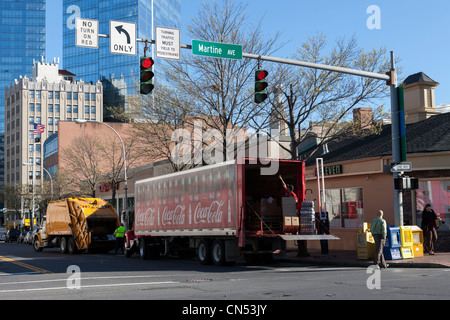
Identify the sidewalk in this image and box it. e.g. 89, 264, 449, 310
285, 250, 450, 268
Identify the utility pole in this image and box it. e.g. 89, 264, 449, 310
388, 52, 403, 226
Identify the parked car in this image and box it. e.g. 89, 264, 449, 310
17, 232, 28, 243
6, 229, 20, 242
24, 231, 33, 244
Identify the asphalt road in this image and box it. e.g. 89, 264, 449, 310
1, 241, 449, 306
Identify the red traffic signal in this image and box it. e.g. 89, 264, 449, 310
255, 69, 268, 81
140, 57, 154, 95
255, 69, 268, 104
141, 57, 154, 69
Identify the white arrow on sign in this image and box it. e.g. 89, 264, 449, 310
110, 20, 136, 56
391, 162, 412, 173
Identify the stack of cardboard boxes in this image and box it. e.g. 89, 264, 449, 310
246, 197, 300, 234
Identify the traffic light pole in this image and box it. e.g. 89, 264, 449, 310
388, 52, 403, 227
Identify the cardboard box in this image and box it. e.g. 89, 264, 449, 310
282, 197, 297, 217
283, 216, 299, 233
283, 217, 292, 226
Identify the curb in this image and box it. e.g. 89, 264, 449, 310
282, 257, 450, 269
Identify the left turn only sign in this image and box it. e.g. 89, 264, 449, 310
110, 20, 137, 56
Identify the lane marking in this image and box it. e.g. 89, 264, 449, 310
0, 281, 179, 294
0, 274, 170, 286
0, 256, 53, 274
0, 272, 41, 276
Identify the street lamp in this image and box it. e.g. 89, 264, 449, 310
74, 119, 128, 212
22, 163, 53, 199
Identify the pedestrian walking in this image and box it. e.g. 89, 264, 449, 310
370, 210, 388, 269
421, 204, 438, 255
114, 223, 126, 254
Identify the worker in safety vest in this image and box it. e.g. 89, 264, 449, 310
114, 223, 126, 254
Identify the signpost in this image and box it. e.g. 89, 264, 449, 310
155, 26, 181, 60
109, 20, 137, 56
192, 40, 242, 60
75, 18, 99, 49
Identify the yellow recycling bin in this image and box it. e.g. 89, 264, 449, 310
400, 226, 414, 259
411, 225, 424, 258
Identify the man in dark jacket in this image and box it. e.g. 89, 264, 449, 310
421, 204, 438, 255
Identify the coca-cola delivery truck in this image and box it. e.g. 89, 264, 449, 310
124, 158, 337, 265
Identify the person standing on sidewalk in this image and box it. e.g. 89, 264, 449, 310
370, 210, 388, 269
421, 204, 438, 255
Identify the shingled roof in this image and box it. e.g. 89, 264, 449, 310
304, 112, 450, 166
403, 72, 439, 86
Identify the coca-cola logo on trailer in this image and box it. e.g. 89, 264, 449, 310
193, 201, 224, 224
135, 207, 156, 227
162, 205, 186, 226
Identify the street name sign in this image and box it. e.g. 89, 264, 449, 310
391, 162, 412, 173
155, 26, 181, 60
75, 18, 99, 49
192, 40, 242, 60
110, 20, 137, 56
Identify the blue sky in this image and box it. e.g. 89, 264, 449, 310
47, 0, 450, 106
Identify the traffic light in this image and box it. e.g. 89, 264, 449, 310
255, 69, 268, 104
140, 57, 154, 95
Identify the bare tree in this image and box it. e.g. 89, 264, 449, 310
1, 184, 27, 221
267, 33, 392, 159
98, 134, 141, 207
126, 0, 283, 170
61, 134, 105, 197
125, 86, 195, 172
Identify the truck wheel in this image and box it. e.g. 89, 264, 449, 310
33, 237, 43, 252
197, 239, 212, 265
68, 238, 78, 254
60, 237, 68, 254
211, 239, 226, 266
124, 241, 132, 258
139, 239, 149, 260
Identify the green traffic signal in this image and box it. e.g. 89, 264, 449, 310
140, 57, 154, 95
255, 69, 268, 104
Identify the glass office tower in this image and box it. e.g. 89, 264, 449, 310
63, 0, 181, 120
0, 0, 46, 186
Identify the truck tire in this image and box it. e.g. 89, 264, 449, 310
139, 238, 149, 260
197, 239, 213, 265
211, 239, 226, 266
33, 236, 43, 252
68, 237, 78, 254
124, 241, 133, 258
60, 237, 68, 254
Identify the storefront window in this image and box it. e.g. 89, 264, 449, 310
416, 180, 450, 231
326, 188, 364, 229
